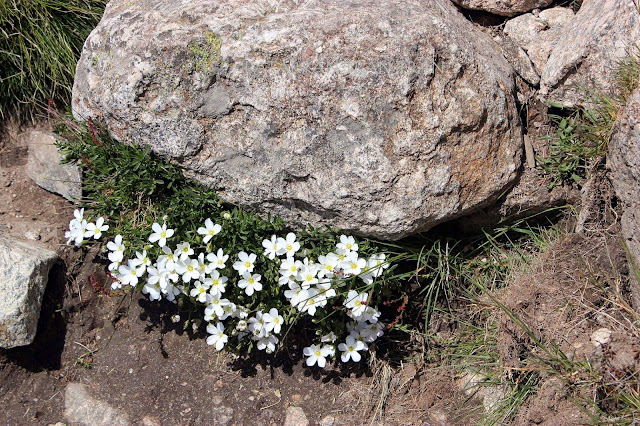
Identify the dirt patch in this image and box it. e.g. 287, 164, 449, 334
0, 121, 467, 425
497, 226, 638, 424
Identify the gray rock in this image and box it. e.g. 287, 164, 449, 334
503, 7, 574, 75
493, 32, 540, 86
64, 383, 130, 426
608, 87, 640, 310
284, 406, 309, 426
25, 130, 82, 202
72, 0, 523, 240
0, 233, 58, 348
541, 0, 640, 106
451, 0, 553, 16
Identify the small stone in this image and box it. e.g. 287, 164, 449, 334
142, 416, 161, 426
24, 231, 41, 241
24, 130, 82, 202
319, 415, 336, 426
64, 383, 129, 426
0, 234, 58, 348
591, 328, 612, 347
284, 406, 309, 426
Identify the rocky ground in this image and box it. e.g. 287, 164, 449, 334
0, 120, 485, 425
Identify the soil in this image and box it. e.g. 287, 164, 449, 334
0, 121, 481, 425
1, 118, 637, 425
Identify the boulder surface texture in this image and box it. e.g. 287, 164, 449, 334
73, 0, 523, 240
540, 0, 640, 106
451, 0, 553, 17
608, 87, 640, 308
0, 233, 58, 348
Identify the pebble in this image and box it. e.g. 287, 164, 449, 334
284, 406, 309, 426
24, 231, 41, 241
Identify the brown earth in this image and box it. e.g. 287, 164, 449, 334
1, 117, 637, 425
0, 120, 481, 425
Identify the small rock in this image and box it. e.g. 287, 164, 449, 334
24, 130, 82, 202
0, 233, 58, 348
142, 416, 161, 426
591, 328, 612, 347
24, 231, 41, 241
64, 383, 130, 426
319, 415, 337, 426
284, 406, 309, 426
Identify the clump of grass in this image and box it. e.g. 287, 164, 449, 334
0, 0, 106, 120
539, 47, 640, 189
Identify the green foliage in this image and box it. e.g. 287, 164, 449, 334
57, 118, 401, 357
539, 47, 640, 189
0, 0, 106, 120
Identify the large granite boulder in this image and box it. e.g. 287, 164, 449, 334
0, 233, 58, 348
451, 0, 553, 17
73, 0, 523, 240
608, 87, 640, 309
540, 0, 640, 106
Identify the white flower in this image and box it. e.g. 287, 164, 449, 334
206, 248, 229, 270
157, 246, 177, 271
190, 280, 210, 303
344, 290, 369, 318
196, 252, 208, 279
175, 258, 200, 282
176, 242, 194, 261
84, 217, 109, 240
297, 263, 319, 289
197, 218, 222, 244
238, 272, 262, 296
298, 288, 326, 316
148, 222, 174, 247
317, 253, 339, 279
284, 282, 306, 307
118, 260, 145, 287
368, 253, 389, 278
359, 322, 385, 343
279, 257, 303, 285
207, 270, 228, 297
342, 257, 367, 276
233, 251, 257, 276
276, 232, 300, 257
106, 234, 125, 263
65, 219, 87, 246
262, 308, 284, 334
219, 302, 236, 321
73, 208, 84, 222
205, 296, 230, 319
222, 211, 232, 220
321, 332, 337, 343
262, 235, 281, 260
303, 344, 334, 368
248, 311, 268, 339
130, 249, 151, 274
337, 235, 358, 253
256, 334, 279, 353
142, 281, 162, 301
338, 335, 367, 362
206, 322, 228, 351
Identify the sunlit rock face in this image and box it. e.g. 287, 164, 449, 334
73, 0, 522, 240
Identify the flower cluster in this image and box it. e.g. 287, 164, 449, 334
66, 209, 391, 367
64, 208, 109, 246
